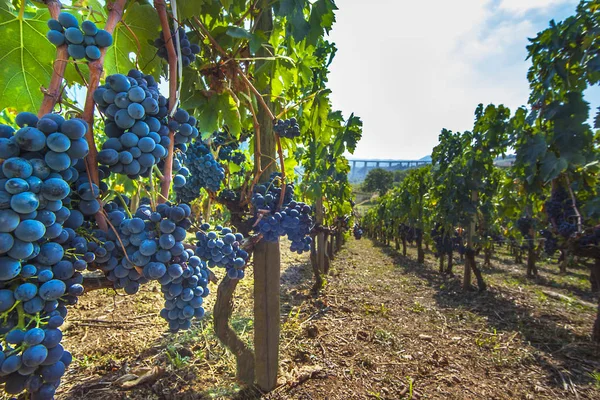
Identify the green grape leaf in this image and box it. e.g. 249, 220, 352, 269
218, 93, 241, 137
74, 0, 108, 18
249, 30, 267, 55
177, 0, 212, 20
306, 0, 337, 46
0, 3, 55, 112
195, 94, 219, 134
104, 2, 162, 78
275, 0, 310, 42
226, 26, 253, 39
540, 152, 566, 182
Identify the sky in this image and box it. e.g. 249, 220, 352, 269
326, 0, 600, 160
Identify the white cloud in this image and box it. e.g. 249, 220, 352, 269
326, 0, 586, 160
498, 0, 574, 14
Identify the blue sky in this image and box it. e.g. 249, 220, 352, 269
327, 0, 600, 160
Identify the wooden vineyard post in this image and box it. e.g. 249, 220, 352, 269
447, 251, 453, 275
593, 258, 600, 342
328, 233, 334, 260
252, 5, 279, 392
310, 235, 323, 292
416, 232, 425, 263
464, 190, 486, 291
316, 193, 326, 275
323, 233, 331, 275
463, 192, 475, 291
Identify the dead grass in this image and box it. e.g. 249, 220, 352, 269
41, 238, 600, 400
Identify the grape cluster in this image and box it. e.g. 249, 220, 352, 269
94, 71, 170, 178
174, 141, 225, 203
217, 146, 245, 165
47, 12, 113, 60
231, 152, 246, 165
273, 118, 301, 139
0, 112, 91, 398
558, 221, 577, 238
154, 27, 200, 67
404, 226, 422, 244
62, 159, 105, 219
540, 229, 558, 255
516, 217, 533, 237
251, 173, 294, 212
576, 227, 600, 248
516, 216, 534, 249
210, 130, 246, 166
251, 174, 314, 253
169, 109, 200, 152
217, 188, 240, 203
545, 186, 578, 238
431, 224, 452, 256
159, 251, 210, 332
172, 156, 190, 192
195, 224, 248, 279
98, 202, 194, 295
453, 232, 466, 255
353, 224, 363, 240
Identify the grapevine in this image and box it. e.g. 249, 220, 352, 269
0, 0, 363, 397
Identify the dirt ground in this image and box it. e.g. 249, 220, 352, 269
37, 238, 600, 399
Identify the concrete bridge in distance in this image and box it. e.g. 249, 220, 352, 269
348, 158, 431, 182
349, 159, 431, 170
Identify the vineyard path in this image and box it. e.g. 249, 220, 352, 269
58, 238, 600, 399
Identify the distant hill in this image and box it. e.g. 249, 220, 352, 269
419, 155, 432, 161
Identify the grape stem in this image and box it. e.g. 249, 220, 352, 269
194, 16, 287, 209
193, 17, 276, 122
154, 0, 177, 203
275, 91, 319, 120
80, 0, 128, 231
233, 0, 258, 26
152, 164, 165, 180
564, 174, 583, 233
171, 0, 183, 109
275, 134, 286, 210
16, 303, 25, 330
39, 0, 68, 117
100, 209, 142, 274
114, 192, 133, 219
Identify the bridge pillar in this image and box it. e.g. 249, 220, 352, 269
375, 161, 380, 168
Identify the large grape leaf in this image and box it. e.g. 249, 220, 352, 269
73, 0, 107, 18
219, 93, 241, 137
177, 0, 213, 20
104, 2, 162, 79
0, 3, 55, 112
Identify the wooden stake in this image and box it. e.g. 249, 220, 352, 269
252, 5, 279, 392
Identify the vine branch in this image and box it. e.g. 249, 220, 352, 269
80, 0, 127, 231
193, 17, 276, 122
39, 0, 67, 117
155, 0, 178, 203
194, 16, 287, 209
275, 135, 286, 210
564, 174, 583, 232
